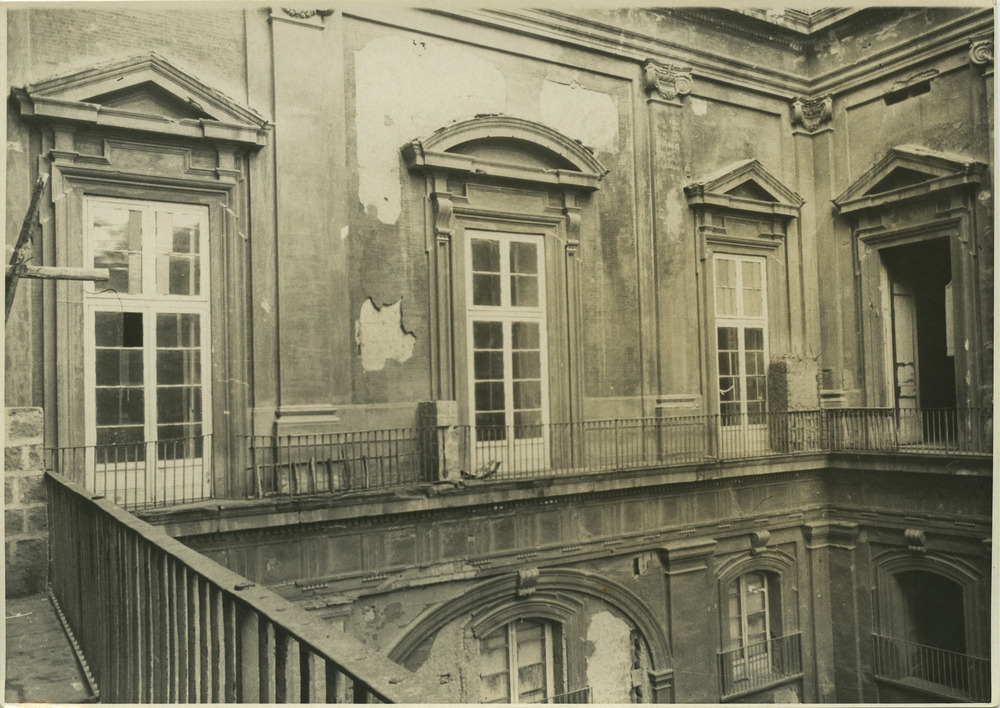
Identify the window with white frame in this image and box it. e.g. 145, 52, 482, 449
83, 197, 211, 503
479, 618, 565, 703
714, 255, 767, 427
466, 230, 548, 471
726, 571, 782, 679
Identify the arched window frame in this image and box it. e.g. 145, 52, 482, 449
403, 116, 607, 472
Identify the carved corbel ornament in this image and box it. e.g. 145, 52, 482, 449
791, 95, 832, 133
750, 529, 771, 555
643, 59, 694, 101
564, 206, 582, 252
431, 192, 455, 241
517, 567, 540, 597
904, 528, 927, 553
969, 39, 994, 66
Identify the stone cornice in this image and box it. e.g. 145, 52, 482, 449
409, 6, 991, 104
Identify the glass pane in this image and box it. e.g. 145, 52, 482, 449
715, 258, 737, 316
744, 327, 764, 351
157, 210, 203, 296
473, 274, 502, 306
471, 239, 501, 273
475, 413, 507, 441
717, 326, 739, 351
512, 322, 540, 349
513, 381, 541, 410
157, 349, 201, 386
742, 261, 763, 317
479, 626, 511, 704
509, 241, 538, 274
96, 388, 145, 426
473, 321, 503, 350
157, 425, 203, 459
96, 349, 143, 386
156, 313, 201, 348
515, 620, 547, 702
510, 275, 539, 307
514, 410, 542, 439
475, 382, 505, 413
156, 387, 202, 425
95, 311, 143, 348
474, 351, 505, 380
92, 206, 143, 294
512, 351, 541, 379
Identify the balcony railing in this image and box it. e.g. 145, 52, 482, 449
46, 408, 991, 507
718, 633, 802, 698
45, 434, 214, 510
531, 686, 591, 703
873, 634, 990, 702
46, 470, 443, 703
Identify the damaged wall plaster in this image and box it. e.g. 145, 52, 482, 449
586, 611, 633, 703
540, 79, 618, 155
354, 35, 507, 224
355, 297, 416, 371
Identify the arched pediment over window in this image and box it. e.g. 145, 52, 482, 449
832, 145, 987, 214
402, 114, 608, 191
12, 52, 269, 148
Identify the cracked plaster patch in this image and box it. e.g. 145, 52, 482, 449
355, 297, 416, 371
540, 79, 618, 155
354, 35, 506, 224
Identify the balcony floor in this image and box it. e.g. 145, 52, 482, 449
5, 594, 95, 704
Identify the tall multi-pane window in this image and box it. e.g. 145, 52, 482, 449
84, 197, 211, 504
726, 572, 782, 679
714, 255, 767, 429
479, 619, 564, 703
466, 230, 547, 472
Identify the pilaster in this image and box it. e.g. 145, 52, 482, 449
658, 539, 718, 703
804, 521, 860, 702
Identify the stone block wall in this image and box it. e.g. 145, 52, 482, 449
5, 407, 48, 597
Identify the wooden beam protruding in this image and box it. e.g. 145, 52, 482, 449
5, 265, 110, 282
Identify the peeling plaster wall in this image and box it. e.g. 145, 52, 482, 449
540, 79, 618, 154
585, 611, 634, 703
354, 35, 507, 224
355, 298, 416, 372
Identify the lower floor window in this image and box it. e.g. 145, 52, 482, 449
480, 619, 564, 703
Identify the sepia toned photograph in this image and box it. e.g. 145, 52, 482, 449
2, 2, 995, 704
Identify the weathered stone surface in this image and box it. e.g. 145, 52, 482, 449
6, 407, 44, 441
18, 476, 47, 505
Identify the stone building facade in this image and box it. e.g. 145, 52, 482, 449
5, 5, 994, 704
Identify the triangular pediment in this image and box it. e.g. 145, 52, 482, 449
13, 53, 268, 147
84, 81, 215, 121
834, 145, 987, 213
684, 159, 803, 217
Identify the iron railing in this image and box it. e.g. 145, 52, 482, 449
46, 470, 443, 703
873, 634, 990, 702
45, 434, 213, 510
532, 686, 591, 703
46, 408, 990, 507
718, 632, 802, 698
245, 429, 436, 497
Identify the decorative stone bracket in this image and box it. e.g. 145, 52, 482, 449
643, 59, 694, 102
969, 38, 994, 67
791, 95, 832, 133
904, 528, 927, 553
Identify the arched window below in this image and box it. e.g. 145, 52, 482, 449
720, 571, 801, 697
873, 569, 989, 701
479, 618, 565, 704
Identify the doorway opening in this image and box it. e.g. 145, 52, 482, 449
881, 238, 955, 445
